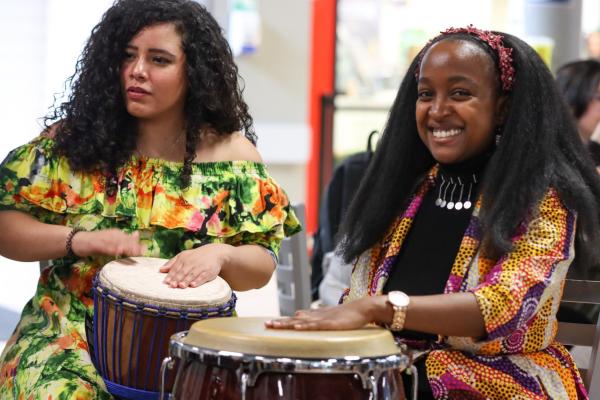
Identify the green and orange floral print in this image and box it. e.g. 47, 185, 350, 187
0, 135, 301, 399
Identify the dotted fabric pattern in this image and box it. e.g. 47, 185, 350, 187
343, 166, 588, 399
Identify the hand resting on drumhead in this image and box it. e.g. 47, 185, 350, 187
160, 243, 276, 291
266, 292, 485, 338
266, 298, 375, 331
161, 244, 225, 288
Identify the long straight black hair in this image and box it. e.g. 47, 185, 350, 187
338, 32, 600, 277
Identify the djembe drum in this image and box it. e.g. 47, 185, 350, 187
161, 317, 410, 400
91, 257, 236, 399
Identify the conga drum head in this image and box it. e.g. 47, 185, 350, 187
185, 317, 400, 358
92, 257, 236, 398
167, 317, 408, 400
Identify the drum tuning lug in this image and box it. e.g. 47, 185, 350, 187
409, 364, 418, 400
239, 371, 249, 400
159, 356, 174, 400
368, 373, 379, 399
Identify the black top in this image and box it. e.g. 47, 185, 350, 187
383, 154, 489, 341
384, 153, 489, 399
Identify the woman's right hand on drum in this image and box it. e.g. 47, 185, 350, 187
266, 296, 385, 331
70, 229, 146, 257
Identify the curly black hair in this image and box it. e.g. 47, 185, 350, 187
46, 0, 255, 188
338, 31, 600, 277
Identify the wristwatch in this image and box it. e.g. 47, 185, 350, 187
387, 291, 410, 331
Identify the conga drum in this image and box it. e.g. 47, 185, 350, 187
91, 257, 236, 399
162, 317, 410, 400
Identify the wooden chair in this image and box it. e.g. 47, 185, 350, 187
276, 204, 311, 316
556, 278, 600, 397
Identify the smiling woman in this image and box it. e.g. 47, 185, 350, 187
0, 0, 300, 399
415, 40, 507, 165
268, 26, 600, 399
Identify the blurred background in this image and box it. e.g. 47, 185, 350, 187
0, 0, 598, 349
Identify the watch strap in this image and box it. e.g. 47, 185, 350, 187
389, 304, 407, 331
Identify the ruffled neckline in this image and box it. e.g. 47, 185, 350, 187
1, 135, 301, 237
130, 153, 264, 171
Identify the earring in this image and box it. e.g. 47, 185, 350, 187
495, 126, 503, 146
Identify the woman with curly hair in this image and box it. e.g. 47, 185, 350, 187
0, 0, 300, 398
268, 26, 600, 399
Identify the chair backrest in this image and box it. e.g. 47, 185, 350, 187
40, 260, 51, 271
556, 279, 600, 396
276, 204, 311, 316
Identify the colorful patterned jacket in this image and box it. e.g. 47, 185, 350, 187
343, 167, 588, 399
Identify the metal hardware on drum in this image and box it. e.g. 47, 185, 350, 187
160, 357, 174, 400
163, 330, 413, 400
408, 364, 418, 400
239, 371, 249, 400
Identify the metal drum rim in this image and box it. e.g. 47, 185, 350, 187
167, 331, 410, 374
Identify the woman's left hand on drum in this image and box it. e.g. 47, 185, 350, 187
160, 244, 230, 288
266, 296, 380, 331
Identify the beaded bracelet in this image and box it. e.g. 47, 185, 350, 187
66, 226, 86, 258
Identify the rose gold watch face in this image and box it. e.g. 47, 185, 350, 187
388, 291, 410, 307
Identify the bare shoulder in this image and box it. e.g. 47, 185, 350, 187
196, 131, 263, 163
226, 132, 263, 162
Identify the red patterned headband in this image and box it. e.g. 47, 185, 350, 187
415, 25, 515, 92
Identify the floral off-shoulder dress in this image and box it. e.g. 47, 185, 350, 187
0, 135, 301, 399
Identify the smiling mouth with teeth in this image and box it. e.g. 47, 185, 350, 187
432, 128, 462, 138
